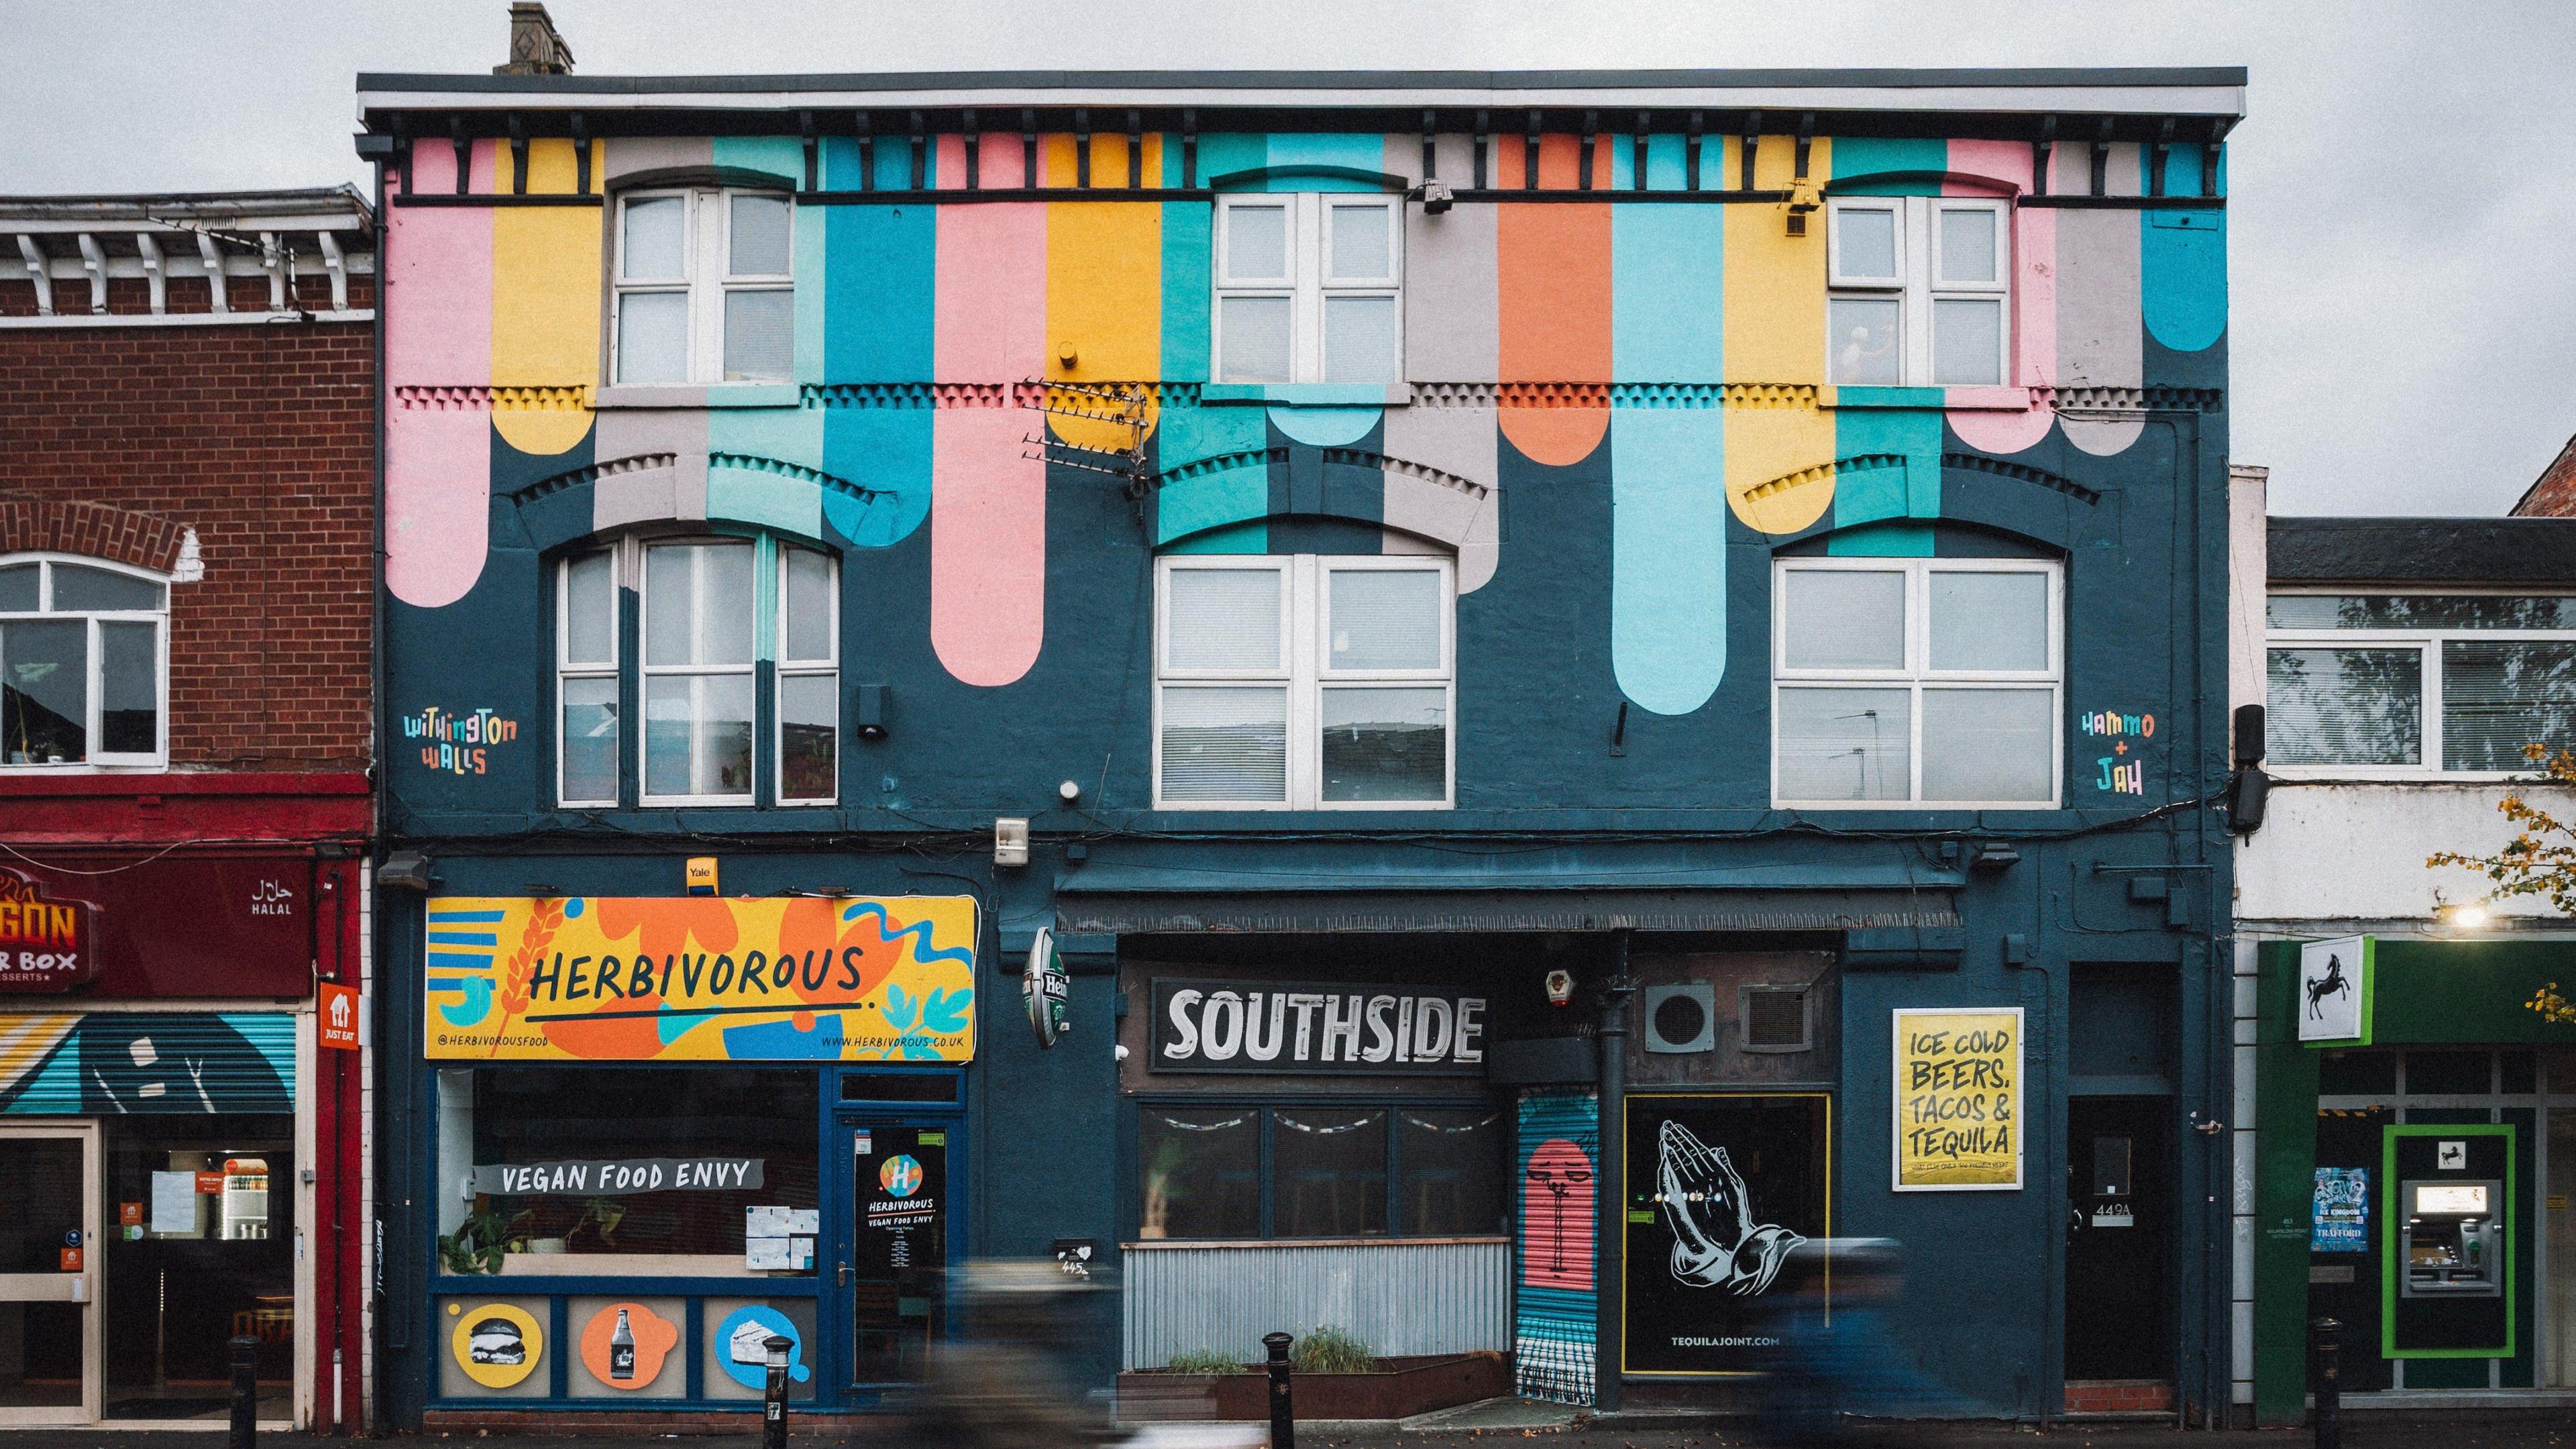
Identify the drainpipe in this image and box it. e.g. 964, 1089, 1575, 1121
1593, 930, 1633, 1413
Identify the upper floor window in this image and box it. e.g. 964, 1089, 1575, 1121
1155, 555, 1452, 810
555, 536, 838, 808
0, 556, 165, 768
2265, 594, 2576, 775
1774, 557, 2061, 808
1827, 197, 2009, 388
1214, 195, 1402, 386
612, 189, 794, 386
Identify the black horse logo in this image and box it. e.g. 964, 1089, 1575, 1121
2306, 953, 2351, 1020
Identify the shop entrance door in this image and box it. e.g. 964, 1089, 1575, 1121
0, 1123, 100, 1424
840, 1120, 955, 1390
2063, 1097, 2174, 1385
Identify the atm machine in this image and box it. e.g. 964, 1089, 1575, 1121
2383, 1126, 2514, 1360
2398, 1179, 2501, 1299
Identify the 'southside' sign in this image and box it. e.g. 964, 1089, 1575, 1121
1150, 978, 1487, 1075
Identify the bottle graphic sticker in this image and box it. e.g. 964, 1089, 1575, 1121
608, 1308, 635, 1381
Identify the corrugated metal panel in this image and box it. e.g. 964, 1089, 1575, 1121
1062, 889, 1961, 936
1122, 1238, 1510, 1369
0, 1012, 294, 1115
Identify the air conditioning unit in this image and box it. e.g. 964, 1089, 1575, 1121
1642, 983, 1717, 1054
1740, 984, 1813, 1053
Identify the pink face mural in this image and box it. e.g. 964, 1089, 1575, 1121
1521, 1136, 1597, 1291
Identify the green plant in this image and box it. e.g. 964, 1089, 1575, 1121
435, 1208, 529, 1275
2429, 744, 2576, 1023
1289, 1324, 1377, 1375
564, 1197, 627, 1248
1161, 1348, 1248, 1375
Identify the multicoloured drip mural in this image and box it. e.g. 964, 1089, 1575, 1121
1516, 1087, 1600, 1403
382, 125, 2224, 724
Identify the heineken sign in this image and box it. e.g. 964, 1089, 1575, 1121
1149, 977, 1487, 1076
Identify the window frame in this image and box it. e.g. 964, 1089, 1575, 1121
2263, 588, 2576, 780
1130, 1095, 1508, 1243
773, 545, 841, 808
610, 186, 796, 387
1153, 553, 1455, 812
1212, 193, 1405, 386
553, 549, 621, 809
638, 539, 759, 808
1770, 555, 2063, 810
0, 552, 170, 772
551, 535, 841, 810
1825, 196, 2012, 388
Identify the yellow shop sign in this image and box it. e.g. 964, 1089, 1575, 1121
423, 896, 979, 1062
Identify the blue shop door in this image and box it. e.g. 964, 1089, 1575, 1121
839, 1120, 957, 1391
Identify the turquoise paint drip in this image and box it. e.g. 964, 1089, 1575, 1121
824, 205, 934, 382
2141, 210, 2226, 353
1160, 201, 1212, 382
710, 136, 802, 186
1829, 405, 1942, 555
1641, 134, 1689, 191
820, 408, 931, 547
1154, 405, 1270, 546
1612, 205, 1723, 382
1827, 136, 1947, 195
1610, 407, 1727, 714
1261, 133, 1389, 191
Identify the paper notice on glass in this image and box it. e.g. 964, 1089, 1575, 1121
745, 1205, 790, 1238
745, 1236, 792, 1271
150, 1171, 198, 1234
790, 1236, 815, 1270
786, 1209, 819, 1236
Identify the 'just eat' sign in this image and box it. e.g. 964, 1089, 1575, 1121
0, 868, 94, 993
1150, 978, 1487, 1076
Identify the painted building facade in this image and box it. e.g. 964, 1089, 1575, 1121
2231, 505, 2576, 1417
0, 189, 376, 1432
358, 66, 2243, 1428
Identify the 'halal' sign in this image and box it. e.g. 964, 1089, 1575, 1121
0, 868, 95, 993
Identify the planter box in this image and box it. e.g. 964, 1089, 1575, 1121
1118, 1352, 1510, 1422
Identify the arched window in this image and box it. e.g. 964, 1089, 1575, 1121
0, 555, 167, 768
555, 534, 837, 809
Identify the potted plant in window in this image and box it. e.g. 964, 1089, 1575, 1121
437, 1208, 531, 1275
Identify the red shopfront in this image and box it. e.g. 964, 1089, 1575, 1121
0, 774, 367, 1431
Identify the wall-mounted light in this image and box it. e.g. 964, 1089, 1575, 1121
1970, 843, 2023, 873
2443, 902, 2491, 930
1059, 780, 1082, 804
1405, 178, 1455, 215
377, 851, 435, 892
853, 683, 889, 741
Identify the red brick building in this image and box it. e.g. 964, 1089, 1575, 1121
0, 189, 374, 1432
2510, 431, 2576, 517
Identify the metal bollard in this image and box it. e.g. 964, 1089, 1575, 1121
229, 1334, 259, 1449
2310, 1316, 2341, 1449
1263, 1331, 1295, 1449
762, 1335, 793, 1449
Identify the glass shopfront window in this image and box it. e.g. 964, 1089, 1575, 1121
435, 1067, 819, 1275
1136, 1101, 1505, 1241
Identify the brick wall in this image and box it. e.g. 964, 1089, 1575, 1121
2512, 433, 2576, 517
0, 283, 375, 769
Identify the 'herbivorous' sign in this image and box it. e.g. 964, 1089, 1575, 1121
1892, 1007, 2022, 1191
423, 896, 978, 1062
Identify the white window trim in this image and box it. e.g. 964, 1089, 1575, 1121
0, 552, 170, 773
639, 539, 759, 808
1212, 194, 1404, 386
773, 546, 840, 808
1771, 556, 2063, 810
2263, 588, 2576, 782
1154, 554, 1454, 811
610, 188, 794, 387
1825, 196, 2011, 388
553, 549, 621, 809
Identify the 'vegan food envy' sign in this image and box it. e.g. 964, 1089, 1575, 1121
1150, 978, 1487, 1076
0, 868, 94, 992
471, 1157, 763, 1195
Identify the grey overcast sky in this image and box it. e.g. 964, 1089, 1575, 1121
4, 0, 2570, 517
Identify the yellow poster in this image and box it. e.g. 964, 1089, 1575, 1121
423, 896, 978, 1062
1892, 1007, 2022, 1191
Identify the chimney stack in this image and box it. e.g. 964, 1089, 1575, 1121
494, 3, 574, 75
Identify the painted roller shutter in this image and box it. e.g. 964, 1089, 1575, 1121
0, 1011, 295, 1115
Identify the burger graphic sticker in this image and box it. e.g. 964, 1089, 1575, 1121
447, 1301, 543, 1389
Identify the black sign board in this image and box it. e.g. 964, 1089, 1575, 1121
1622, 1093, 1831, 1375
1149, 978, 1487, 1075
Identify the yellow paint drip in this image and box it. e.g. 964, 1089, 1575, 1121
1721, 136, 1834, 532
491, 183, 601, 455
